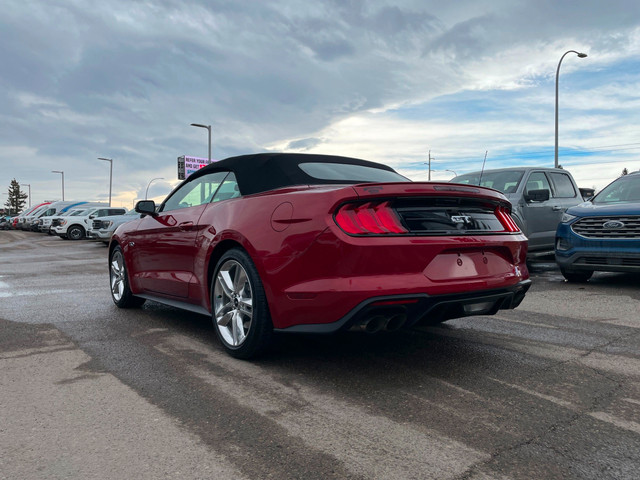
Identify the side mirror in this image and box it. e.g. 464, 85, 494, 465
579, 187, 595, 201
135, 200, 157, 215
89, 215, 95, 219
524, 189, 550, 202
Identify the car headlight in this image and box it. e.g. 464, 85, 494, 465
561, 213, 577, 223
102, 221, 113, 228
60, 220, 67, 226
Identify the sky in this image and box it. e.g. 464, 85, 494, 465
2, 0, 640, 209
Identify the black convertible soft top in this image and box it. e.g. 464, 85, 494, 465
186, 152, 404, 195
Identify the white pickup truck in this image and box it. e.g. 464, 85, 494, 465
51, 207, 127, 240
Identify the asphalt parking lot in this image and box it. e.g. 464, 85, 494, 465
1, 230, 639, 480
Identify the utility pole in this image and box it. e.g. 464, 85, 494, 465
428, 150, 432, 181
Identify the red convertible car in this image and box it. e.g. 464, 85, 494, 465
109, 153, 530, 358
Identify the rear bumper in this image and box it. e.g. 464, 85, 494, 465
275, 280, 531, 334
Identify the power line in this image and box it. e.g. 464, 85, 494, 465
420, 141, 640, 164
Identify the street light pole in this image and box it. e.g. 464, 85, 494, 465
555, 50, 587, 168
23, 184, 31, 208
145, 177, 164, 200
190, 123, 212, 164
445, 169, 457, 177
423, 151, 434, 181
51, 171, 64, 201
97, 158, 113, 206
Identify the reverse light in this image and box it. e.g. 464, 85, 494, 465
494, 206, 521, 232
335, 201, 408, 235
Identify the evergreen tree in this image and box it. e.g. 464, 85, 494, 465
4, 179, 28, 215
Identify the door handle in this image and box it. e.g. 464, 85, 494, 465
552, 206, 563, 211
178, 221, 194, 231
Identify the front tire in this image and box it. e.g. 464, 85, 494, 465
560, 268, 593, 283
110, 245, 145, 308
212, 248, 272, 359
68, 225, 85, 240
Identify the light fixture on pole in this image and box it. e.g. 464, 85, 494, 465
145, 177, 164, 200
445, 169, 457, 177
51, 171, 64, 201
97, 157, 113, 206
190, 123, 212, 164
23, 183, 31, 208
555, 50, 587, 168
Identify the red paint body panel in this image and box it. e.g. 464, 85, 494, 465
112, 181, 529, 329
128, 204, 207, 299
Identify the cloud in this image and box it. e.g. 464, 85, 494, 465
285, 138, 323, 151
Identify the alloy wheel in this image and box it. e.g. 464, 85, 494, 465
110, 249, 126, 302
213, 259, 253, 347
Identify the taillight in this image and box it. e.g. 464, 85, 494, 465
494, 206, 520, 232
335, 201, 408, 235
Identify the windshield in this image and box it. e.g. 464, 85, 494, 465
452, 171, 524, 194
592, 174, 640, 204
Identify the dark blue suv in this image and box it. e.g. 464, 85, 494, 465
555, 171, 640, 282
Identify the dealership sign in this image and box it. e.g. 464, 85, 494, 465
177, 155, 215, 180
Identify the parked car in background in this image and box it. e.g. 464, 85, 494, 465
555, 171, 640, 282
87, 210, 142, 243
16, 202, 51, 230
52, 207, 127, 240
0, 216, 11, 230
47, 208, 93, 235
37, 202, 108, 233
109, 153, 531, 359
451, 167, 584, 254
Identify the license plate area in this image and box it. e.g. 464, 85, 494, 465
423, 251, 512, 281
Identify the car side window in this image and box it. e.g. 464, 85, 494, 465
549, 172, 576, 198
162, 171, 229, 212
211, 172, 241, 203
525, 172, 552, 195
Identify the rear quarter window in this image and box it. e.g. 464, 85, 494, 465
299, 162, 409, 183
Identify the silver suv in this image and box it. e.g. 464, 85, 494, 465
452, 167, 584, 254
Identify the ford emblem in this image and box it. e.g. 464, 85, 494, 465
603, 220, 625, 229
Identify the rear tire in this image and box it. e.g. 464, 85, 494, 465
560, 269, 593, 283
110, 245, 145, 308
211, 248, 273, 359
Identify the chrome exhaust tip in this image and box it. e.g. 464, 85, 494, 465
356, 315, 387, 334
385, 313, 407, 332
